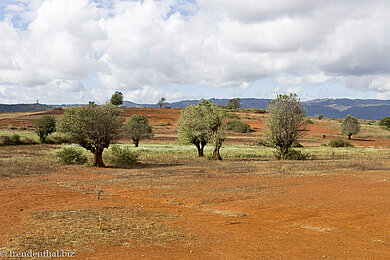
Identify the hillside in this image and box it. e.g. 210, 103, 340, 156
1, 98, 389, 120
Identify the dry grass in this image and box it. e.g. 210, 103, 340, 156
0, 145, 60, 178
6, 208, 185, 252
201, 208, 247, 217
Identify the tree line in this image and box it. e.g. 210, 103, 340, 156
34, 92, 368, 167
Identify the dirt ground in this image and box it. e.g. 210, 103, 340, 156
1, 108, 390, 259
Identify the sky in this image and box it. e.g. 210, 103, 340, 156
1, 0, 390, 104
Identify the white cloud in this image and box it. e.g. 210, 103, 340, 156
1, 0, 390, 103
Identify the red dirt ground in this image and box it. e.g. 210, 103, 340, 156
1, 164, 390, 259
1, 108, 390, 259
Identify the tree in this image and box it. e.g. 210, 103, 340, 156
265, 93, 307, 160
226, 98, 241, 110
178, 99, 226, 160
157, 97, 166, 108
122, 115, 153, 147
35, 115, 56, 143
110, 91, 123, 106
341, 115, 360, 139
178, 103, 209, 157
378, 117, 390, 130
57, 103, 124, 167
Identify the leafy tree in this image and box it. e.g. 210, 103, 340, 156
57, 103, 124, 167
178, 104, 209, 157
110, 91, 123, 106
226, 98, 241, 110
265, 93, 307, 160
378, 117, 390, 130
122, 115, 153, 147
157, 97, 166, 108
35, 115, 56, 143
178, 99, 226, 160
341, 115, 360, 139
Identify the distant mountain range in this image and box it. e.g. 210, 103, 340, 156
1, 98, 389, 120
123, 98, 390, 120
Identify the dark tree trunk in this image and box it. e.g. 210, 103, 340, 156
200, 140, 206, 157
133, 139, 139, 147
194, 141, 204, 157
212, 144, 222, 160
348, 134, 352, 140
93, 147, 105, 167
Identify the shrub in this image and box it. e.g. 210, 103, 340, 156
164, 106, 171, 109
224, 119, 251, 133
328, 138, 354, 148
35, 115, 56, 143
253, 139, 274, 147
52, 107, 64, 110
306, 118, 314, 124
318, 114, 324, 120
292, 141, 303, 148
275, 149, 314, 160
378, 117, 390, 129
106, 145, 139, 167
45, 133, 73, 144
57, 147, 88, 165
9, 133, 21, 144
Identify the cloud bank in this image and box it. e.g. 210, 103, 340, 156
1, 0, 390, 103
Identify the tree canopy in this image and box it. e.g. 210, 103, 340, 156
265, 93, 307, 159
110, 91, 124, 106
378, 117, 390, 130
122, 115, 153, 147
57, 103, 124, 167
341, 115, 360, 139
157, 97, 166, 108
34, 115, 56, 143
178, 99, 225, 159
226, 98, 241, 110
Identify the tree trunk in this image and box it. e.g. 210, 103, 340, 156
194, 141, 204, 157
212, 144, 222, 160
93, 147, 105, 167
133, 139, 139, 147
348, 134, 352, 140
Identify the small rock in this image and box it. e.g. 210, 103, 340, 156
189, 251, 193, 254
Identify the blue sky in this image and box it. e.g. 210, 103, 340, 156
1, 0, 390, 104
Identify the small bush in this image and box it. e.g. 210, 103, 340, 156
46, 133, 73, 144
57, 147, 87, 165
328, 138, 354, 148
253, 139, 274, 147
52, 107, 64, 110
9, 133, 21, 144
292, 141, 303, 148
275, 149, 314, 160
106, 145, 139, 167
163, 106, 171, 109
224, 119, 251, 133
0, 134, 21, 145
318, 114, 324, 120
306, 118, 314, 124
